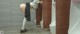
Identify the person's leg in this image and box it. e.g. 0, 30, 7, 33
20, 3, 28, 33
21, 17, 27, 30
20, 17, 28, 33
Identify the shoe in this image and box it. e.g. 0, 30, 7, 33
20, 29, 28, 33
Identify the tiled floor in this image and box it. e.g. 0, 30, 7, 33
0, 24, 51, 34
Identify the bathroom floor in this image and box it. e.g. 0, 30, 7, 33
0, 24, 51, 34
1, 27, 50, 34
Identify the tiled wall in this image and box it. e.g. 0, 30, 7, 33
0, 0, 32, 27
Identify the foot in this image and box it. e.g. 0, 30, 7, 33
20, 29, 28, 33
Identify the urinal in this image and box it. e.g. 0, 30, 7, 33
40, 19, 43, 29
49, 0, 56, 34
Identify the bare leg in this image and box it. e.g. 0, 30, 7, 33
20, 3, 28, 33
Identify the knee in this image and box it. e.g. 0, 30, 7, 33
20, 4, 26, 9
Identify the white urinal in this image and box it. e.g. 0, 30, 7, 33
49, 0, 56, 34
40, 19, 43, 29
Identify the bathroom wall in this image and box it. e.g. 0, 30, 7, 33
0, 0, 32, 27
68, 0, 80, 34
0, 0, 11, 27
